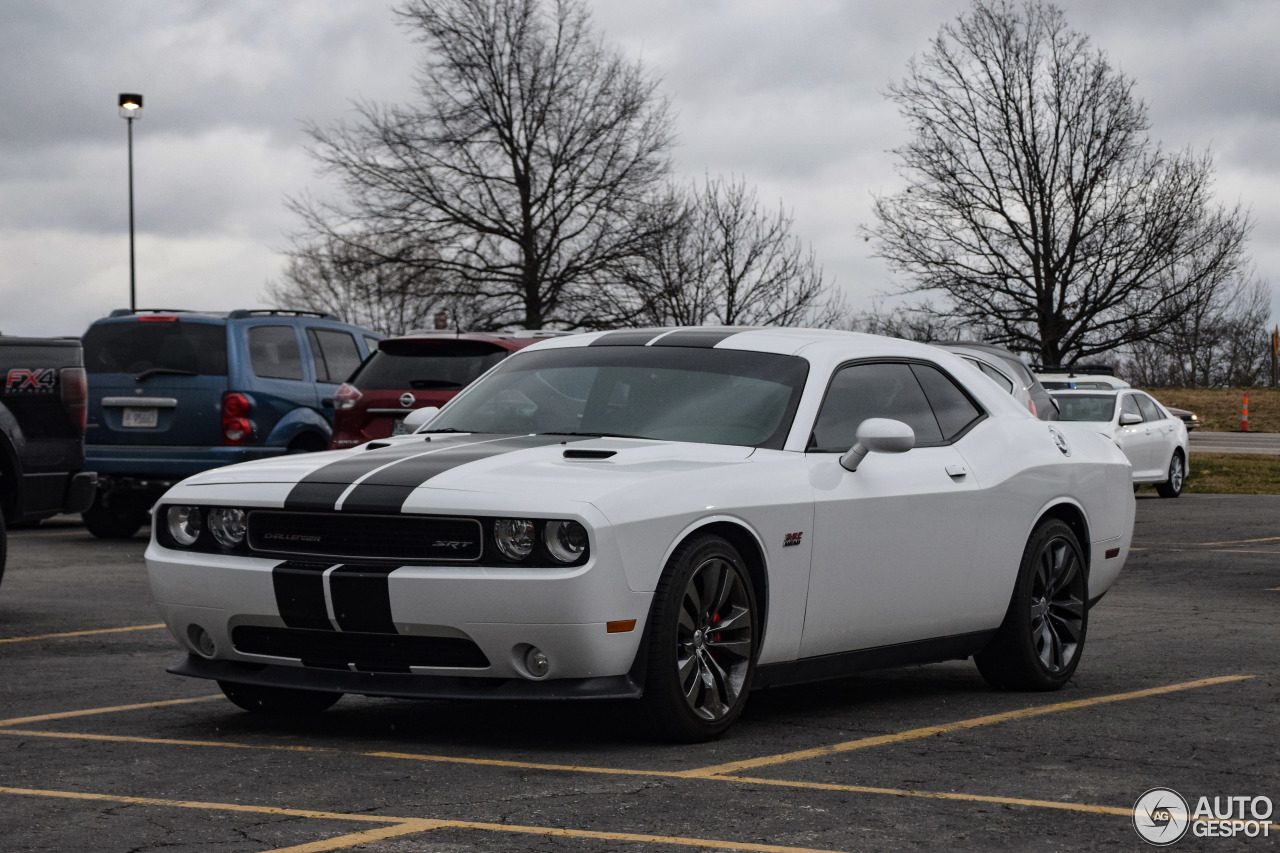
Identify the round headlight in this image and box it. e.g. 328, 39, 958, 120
208, 507, 247, 548
165, 505, 203, 547
494, 519, 536, 560
545, 520, 588, 563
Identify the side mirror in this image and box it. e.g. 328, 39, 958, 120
840, 418, 915, 472
402, 406, 440, 433
1119, 412, 1142, 426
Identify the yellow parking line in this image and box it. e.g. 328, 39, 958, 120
2, 729, 336, 752
366, 750, 688, 778
718, 776, 1280, 832
1195, 535, 1280, 546
0, 786, 847, 853
0, 695, 222, 728
679, 675, 1254, 778
264, 821, 443, 853
0, 623, 166, 644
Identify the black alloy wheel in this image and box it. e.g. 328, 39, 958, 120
976, 518, 1088, 691
642, 534, 758, 742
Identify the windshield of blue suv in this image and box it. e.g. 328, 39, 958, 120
425, 346, 809, 449
1052, 394, 1117, 422
83, 320, 228, 376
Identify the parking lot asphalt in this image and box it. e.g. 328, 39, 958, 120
1, 496, 1277, 852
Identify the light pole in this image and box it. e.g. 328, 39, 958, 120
118, 93, 143, 312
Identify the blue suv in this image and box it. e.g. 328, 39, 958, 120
81, 309, 380, 538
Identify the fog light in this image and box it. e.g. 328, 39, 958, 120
494, 519, 536, 560
545, 520, 588, 563
524, 646, 550, 678
208, 507, 247, 548
166, 505, 203, 547
187, 624, 216, 658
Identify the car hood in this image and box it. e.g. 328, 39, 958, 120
172, 433, 757, 510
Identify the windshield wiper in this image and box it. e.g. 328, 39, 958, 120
134, 367, 198, 382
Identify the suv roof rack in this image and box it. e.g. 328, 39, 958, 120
108, 308, 202, 318
226, 309, 339, 320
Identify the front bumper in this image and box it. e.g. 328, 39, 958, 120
170, 654, 642, 700
146, 527, 653, 685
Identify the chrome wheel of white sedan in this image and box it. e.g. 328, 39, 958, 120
645, 535, 758, 741
1157, 451, 1185, 498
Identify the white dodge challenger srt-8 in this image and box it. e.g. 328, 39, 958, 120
146, 327, 1135, 741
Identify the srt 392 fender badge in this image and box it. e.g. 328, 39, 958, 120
783, 531, 803, 547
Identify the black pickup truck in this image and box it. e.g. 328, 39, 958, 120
0, 336, 98, 584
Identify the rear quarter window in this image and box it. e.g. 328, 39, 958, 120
352, 340, 512, 391
248, 326, 305, 381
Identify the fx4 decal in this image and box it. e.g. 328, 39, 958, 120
5, 368, 57, 394
783, 531, 803, 547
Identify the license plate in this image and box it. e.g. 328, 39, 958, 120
122, 407, 158, 428
391, 417, 410, 436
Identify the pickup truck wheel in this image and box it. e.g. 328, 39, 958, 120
81, 496, 147, 539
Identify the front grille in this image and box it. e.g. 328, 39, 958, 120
231, 625, 490, 672
247, 511, 482, 563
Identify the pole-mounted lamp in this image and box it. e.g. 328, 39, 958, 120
118, 93, 143, 312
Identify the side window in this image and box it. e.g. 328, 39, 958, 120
971, 359, 1014, 393
910, 363, 984, 440
1135, 394, 1163, 422
308, 329, 362, 383
248, 326, 304, 381
1120, 395, 1142, 421
811, 362, 944, 451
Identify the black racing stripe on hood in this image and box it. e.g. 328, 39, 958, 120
650, 328, 757, 348
339, 434, 578, 513
284, 435, 490, 511
588, 329, 669, 346
272, 560, 334, 631
329, 564, 399, 634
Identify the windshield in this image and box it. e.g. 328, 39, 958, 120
351, 339, 512, 390
1052, 394, 1116, 422
83, 320, 228, 376
427, 346, 809, 449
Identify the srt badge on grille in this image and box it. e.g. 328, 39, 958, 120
432, 540, 472, 550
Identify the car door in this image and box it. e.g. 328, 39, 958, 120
800, 360, 988, 657
1134, 392, 1178, 471
1113, 392, 1161, 476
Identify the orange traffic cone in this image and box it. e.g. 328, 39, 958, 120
1242, 393, 1250, 432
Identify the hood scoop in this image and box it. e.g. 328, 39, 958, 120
563, 448, 617, 460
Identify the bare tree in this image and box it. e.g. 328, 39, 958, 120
291, 0, 674, 331
866, 0, 1253, 367
625, 175, 844, 328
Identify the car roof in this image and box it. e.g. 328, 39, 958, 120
1049, 388, 1124, 396
527, 326, 948, 359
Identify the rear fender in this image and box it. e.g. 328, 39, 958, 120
263, 407, 331, 448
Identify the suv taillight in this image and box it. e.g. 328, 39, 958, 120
60, 367, 88, 435
333, 382, 362, 410
222, 392, 252, 445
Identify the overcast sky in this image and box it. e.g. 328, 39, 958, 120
2, 0, 1277, 338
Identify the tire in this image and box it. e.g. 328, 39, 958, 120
0, 511, 7, 589
218, 681, 342, 715
975, 519, 1088, 691
641, 534, 759, 742
81, 494, 148, 539
1156, 451, 1185, 499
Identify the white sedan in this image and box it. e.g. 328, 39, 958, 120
1051, 389, 1189, 498
146, 328, 1135, 741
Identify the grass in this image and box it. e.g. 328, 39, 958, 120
1134, 453, 1280, 495
1141, 387, 1280, 432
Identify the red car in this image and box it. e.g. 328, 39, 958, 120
329, 332, 559, 448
